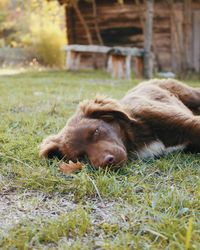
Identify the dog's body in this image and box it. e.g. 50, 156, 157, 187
40, 79, 200, 168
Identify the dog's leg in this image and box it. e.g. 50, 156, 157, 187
157, 79, 200, 113
184, 143, 200, 153
141, 107, 200, 150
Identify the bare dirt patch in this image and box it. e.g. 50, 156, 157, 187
0, 190, 124, 235
0, 68, 26, 76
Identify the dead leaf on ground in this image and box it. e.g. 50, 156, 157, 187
59, 161, 83, 175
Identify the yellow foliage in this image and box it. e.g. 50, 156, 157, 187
0, 0, 66, 67
13, 0, 66, 67
32, 22, 66, 68
117, 0, 124, 4
0, 0, 9, 10
28, 0, 66, 68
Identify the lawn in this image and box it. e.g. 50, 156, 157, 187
0, 70, 200, 249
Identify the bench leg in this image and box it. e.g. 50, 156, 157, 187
125, 54, 131, 80
107, 55, 131, 79
133, 56, 144, 78
66, 51, 81, 70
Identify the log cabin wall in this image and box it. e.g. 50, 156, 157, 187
64, 0, 200, 72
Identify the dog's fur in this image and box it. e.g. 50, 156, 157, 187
40, 79, 200, 168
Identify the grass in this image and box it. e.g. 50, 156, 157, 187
0, 70, 200, 249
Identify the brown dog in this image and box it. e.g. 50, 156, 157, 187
40, 79, 200, 168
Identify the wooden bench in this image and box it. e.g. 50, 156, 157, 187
64, 44, 144, 79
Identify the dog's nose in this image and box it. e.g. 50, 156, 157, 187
104, 154, 115, 165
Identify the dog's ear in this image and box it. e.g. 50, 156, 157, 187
79, 96, 137, 124
39, 135, 64, 159
89, 109, 136, 124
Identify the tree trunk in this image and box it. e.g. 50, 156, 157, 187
91, 0, 104, 45
144, 0, 154, 79
135, 0, 161, 72
168, 0, 190, 77
183, 0, 192, 71
70, 0, 93, 45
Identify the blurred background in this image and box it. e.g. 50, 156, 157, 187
0, 0, 199, 78
0, 0, 66, 68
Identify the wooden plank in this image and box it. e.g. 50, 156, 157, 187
64, 45, 110, 53
64, 44, 144, 78
183, 0, 192, 69
66, 51, 81, 70
63, 45, 144, 56
170, 8, 183, 72
192, 11, 200, 72
66, 7, 77, 44
125, 54, 131, 79
107, 53, 134, 79
133, 57, 144, 78
108, 46, 144, 56
108, 54, 126, 78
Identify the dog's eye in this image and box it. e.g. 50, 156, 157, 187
88, 128, 101, 141
93, 128, 100, 137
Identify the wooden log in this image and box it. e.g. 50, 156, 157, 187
133, 56, 144, 78
74, 20, 142, 30
107, 54, 131, 79
66, 50, 81, 70
111, 55, 125, 78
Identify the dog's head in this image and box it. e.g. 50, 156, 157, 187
40, 96, 137, 168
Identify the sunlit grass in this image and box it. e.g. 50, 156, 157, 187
0, 70, 200, 249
